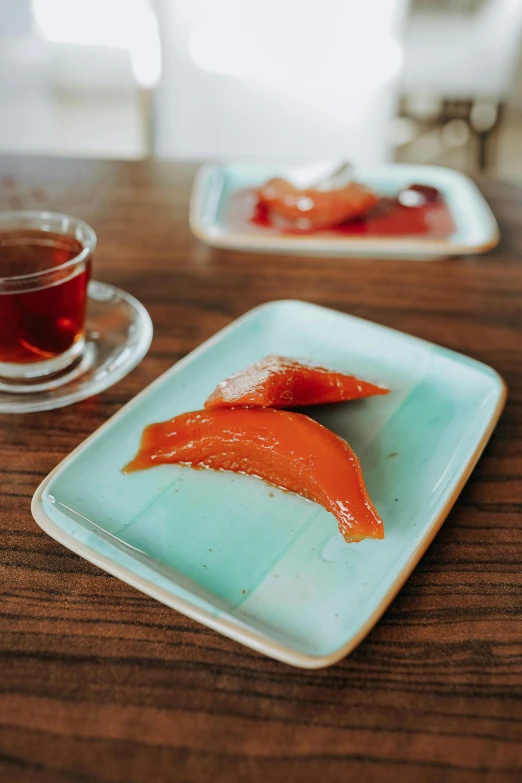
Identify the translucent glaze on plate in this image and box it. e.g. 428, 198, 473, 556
32, 301, 506, 667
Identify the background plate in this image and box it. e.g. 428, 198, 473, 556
190, 163, 499, 260
32, 301, 506, 667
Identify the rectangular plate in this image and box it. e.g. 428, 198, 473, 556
190, 163, 499, 260
32, 301, 506, 668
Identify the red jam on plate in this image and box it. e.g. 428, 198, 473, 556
244, 180, 455, 239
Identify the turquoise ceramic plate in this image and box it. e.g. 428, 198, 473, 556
190, 163, 499, 260
32, 301, 506, 668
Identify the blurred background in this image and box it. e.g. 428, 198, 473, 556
0, 0, 521, 181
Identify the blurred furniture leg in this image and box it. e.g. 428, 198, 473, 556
401, 0, 522, 171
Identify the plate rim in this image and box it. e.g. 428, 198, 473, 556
31, 300, 508, 668
189, 163, 500, 258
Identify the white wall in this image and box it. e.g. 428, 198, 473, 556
153, 0, 409, 164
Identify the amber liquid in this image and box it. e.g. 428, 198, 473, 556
0, 230, 91, 364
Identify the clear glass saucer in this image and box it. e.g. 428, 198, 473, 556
0, 281, 153, 413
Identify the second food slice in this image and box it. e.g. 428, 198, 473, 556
205, 355, 389, 410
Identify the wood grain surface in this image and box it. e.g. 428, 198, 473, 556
0, 157, 521, 783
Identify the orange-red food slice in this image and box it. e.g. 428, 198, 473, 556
257, 178, 380, 229
205, 355, 389, 410
124, 408, 384, 543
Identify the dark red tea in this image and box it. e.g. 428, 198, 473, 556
0, 230, 91, 364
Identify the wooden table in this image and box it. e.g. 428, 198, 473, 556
1, 157, 521, 783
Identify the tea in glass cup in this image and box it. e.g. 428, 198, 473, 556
0, 211, 96, 381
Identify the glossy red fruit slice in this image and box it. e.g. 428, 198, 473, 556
205, 355, 389, 410
257, 178, 380, 229
124, 408, 384, 543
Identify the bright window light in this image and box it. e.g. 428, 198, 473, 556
185, 0, 402, 123
187, 0, 401, 89
31, 0, 161, 87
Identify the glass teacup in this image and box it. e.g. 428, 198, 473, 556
0, 211, 96, 383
